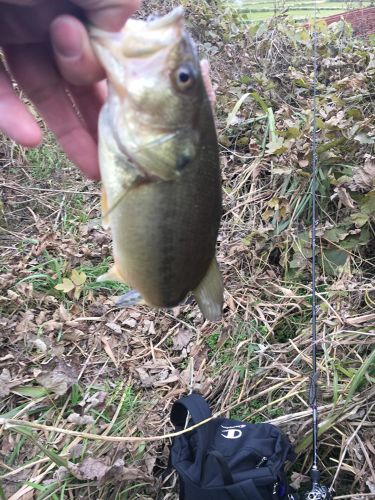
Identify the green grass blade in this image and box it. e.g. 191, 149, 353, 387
345, 349, 375, 406
12, 386, 49, 398
251, 91, 269, 114
226, 92, 250, 127
0, 481, 6, 500
295, 413, 338, 454
267, 107, 276, 142
12, 427, 69, 468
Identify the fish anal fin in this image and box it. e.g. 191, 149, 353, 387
101, 188, 110, 230
193, 257, 223, 322
97, 263, 126, 283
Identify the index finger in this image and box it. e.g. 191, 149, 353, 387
0, 1, 40, 4
71, 0, 141, 31
0, 62, 42, 146
5, 44, 100, 179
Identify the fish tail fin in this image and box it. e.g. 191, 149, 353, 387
116, 289, 145, 308
193, 257, 223, 322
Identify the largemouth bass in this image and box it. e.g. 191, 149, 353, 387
90, 7, 223, 321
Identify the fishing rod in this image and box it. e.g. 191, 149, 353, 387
303, 2, 333, 500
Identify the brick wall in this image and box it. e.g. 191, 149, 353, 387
323, 7, 375, 37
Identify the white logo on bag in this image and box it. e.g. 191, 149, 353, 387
221, 428, 243, 439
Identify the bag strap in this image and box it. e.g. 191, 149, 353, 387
170, 393, 213, 451
205, 450, 234, 486
171, 393, 212, 427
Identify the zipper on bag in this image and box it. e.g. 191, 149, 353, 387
255, 456, 268, 468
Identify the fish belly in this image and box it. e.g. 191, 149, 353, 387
111, 164, 221, 308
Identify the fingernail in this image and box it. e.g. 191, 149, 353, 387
51, 18, 83, 59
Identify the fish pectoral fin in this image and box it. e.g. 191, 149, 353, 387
101, 188, 110, 229
102, 185, 132, 225
116, 289, 146, 308
97, 263, 126, 283
193, 257, 223, 322
131, 131, 198, 181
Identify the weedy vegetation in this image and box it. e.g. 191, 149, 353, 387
229, 0, 375, 22
0, 1, 374, 499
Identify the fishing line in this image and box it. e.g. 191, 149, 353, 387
304, 2, 333, 499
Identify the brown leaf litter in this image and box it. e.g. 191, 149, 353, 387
36, 359, 78, 396
68, 457, 149, 485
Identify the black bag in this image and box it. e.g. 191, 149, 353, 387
170, 393, 298, 500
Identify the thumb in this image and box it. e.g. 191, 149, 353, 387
70, 0, 141, 31
50, 1, 141, 86
50, 15, 104, 86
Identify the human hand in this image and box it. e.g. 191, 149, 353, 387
0, 0, 140, 179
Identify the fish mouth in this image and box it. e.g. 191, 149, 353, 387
90, 7, 185, 58
135, 7, 184, 31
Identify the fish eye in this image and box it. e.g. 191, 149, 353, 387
174, 66, 196, 91
179, 70, 190, 83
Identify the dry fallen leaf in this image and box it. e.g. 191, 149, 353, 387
290, 472, 310, 490
71, 269, 87, 286
68, 458, 148, 485
67, 413, 95, 425
56, 304, 71, 322
350, 158, 375, 192
0, 368, 11, 397
69, 444, 84, 459
7, 290, 20, 302
135, 367, 155, 388
55, 278, 75, 294
122, 317, 137, 328
172, 329, 193, 351
144, 454, 157, 475
55, 269, 87, 299
0, 433, 15, 455
36, 360, 78, 396
53, 466, 69, 481
31, 338, 48, 353
69, 457, 108, 481
84, 391, 107, 410
100, 335, 118, 367
41, 320, 63, 333
62, 329, 85, 342
105, 322, 122, 334
153, 372, 180, 387
336, 187, 356, 209
15, 310, 36, 334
